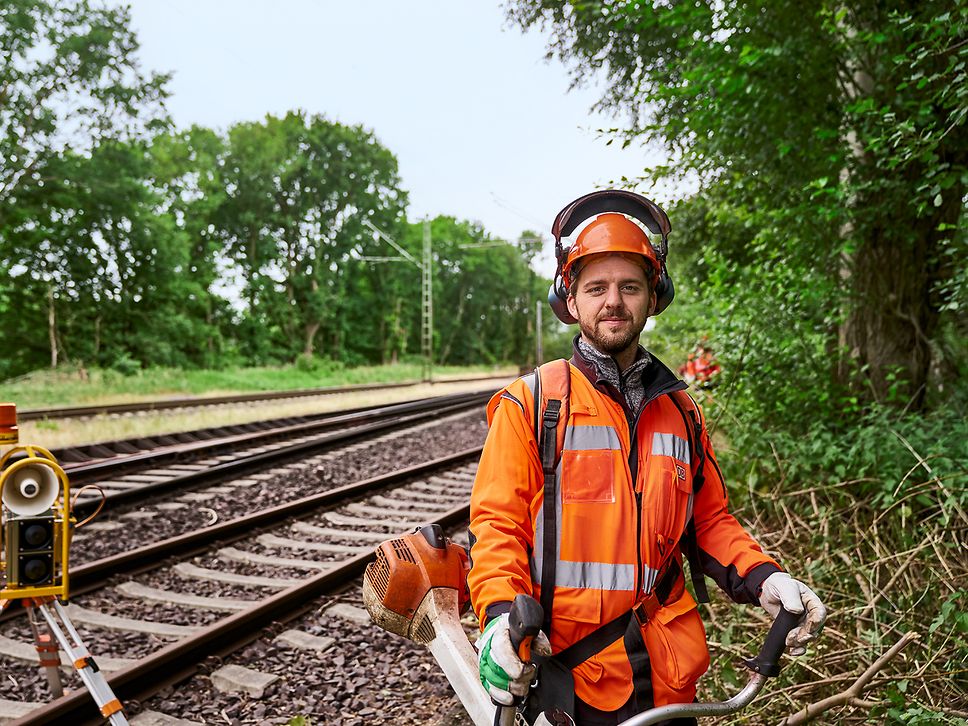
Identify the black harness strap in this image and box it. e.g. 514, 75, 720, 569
683, 518, 709, 603
556, 609, 633, 669
623, 615, 655, 713
539, 398, 562, 634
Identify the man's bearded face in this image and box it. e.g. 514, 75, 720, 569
566, 254, 654, 356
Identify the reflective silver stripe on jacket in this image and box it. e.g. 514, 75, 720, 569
641, 563, 661, 594
522, 371, 538, 439
523, 371, 538, 398
651, 432, 691, 464
564, 425, 622, 451
530, 423, 667, 593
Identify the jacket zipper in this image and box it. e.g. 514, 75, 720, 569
616, 380, 684, 598
626, 400, 644, 598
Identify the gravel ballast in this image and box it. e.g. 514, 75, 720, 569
71, 410, 486, 564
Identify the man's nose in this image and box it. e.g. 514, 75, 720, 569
604, 283, 623, 308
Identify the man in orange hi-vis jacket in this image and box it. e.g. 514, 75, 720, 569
468, 191, 826, 726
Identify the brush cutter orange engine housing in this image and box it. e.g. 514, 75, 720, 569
362, 524, 470, 643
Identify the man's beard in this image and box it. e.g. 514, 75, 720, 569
577, 307, 647, 356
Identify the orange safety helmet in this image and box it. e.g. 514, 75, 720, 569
561, 213, 660, 289
548, 190, 675, 324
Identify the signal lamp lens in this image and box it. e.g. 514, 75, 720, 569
21, 556, 52, 585
23, 522, 52, 548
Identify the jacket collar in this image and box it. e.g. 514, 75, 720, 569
570, 334, 687, 413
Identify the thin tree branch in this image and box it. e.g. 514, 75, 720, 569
780, 632, 919, 725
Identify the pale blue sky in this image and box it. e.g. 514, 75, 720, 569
121, 0, 675, 270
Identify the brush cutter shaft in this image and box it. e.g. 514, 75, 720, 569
620, 674, 766, 725
618, 608, 800, 725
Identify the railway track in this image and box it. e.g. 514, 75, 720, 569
17, 376, 504, 422
1, 450, 481, 725
56, 390, 488, 512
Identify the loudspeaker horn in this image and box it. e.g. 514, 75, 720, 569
1, 458, 60, 516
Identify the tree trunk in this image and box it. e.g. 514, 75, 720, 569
47, 285, 58, 369
833, 16, 958, 411
840, 184, 960, 410
438, 292, 466, 366
302, 276, 321, 357
303, 321, 320, 357
379, 315, 387, 365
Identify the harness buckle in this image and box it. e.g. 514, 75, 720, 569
543, 400, 562, 430
632, 592, 661, 627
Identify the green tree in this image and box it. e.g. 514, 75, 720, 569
217, 112, 407, 363
5, 139, 206, 372
507, 0, 966, 410
398, 217, 539, 366
0, 0, 169, 376
148, 126, 232, 366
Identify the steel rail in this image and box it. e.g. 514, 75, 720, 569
18, 375, 507, 421
11, 485, 474, 724
63, 390, 487, 485
51, 397, 403, 464
71, 395, 488, 516
71, 447, 482, 592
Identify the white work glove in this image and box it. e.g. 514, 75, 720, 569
477, 613, 552, 706
758, 572, 827, 656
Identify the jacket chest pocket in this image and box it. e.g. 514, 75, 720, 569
645, 460, 693, 545
561, 449, 616, 504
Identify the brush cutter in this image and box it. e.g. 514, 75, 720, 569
362, 525, 800, 726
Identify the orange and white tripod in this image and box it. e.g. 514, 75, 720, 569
2, 597, 128, 725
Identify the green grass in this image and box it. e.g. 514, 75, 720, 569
0, 361, 516, 409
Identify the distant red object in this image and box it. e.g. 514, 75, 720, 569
679, 345, 721, 386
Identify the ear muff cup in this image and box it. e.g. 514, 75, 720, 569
548, 279, 576, 325
653, 267, 675, 315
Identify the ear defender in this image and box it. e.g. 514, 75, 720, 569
547, 190, 675, 324
548, 275, 576, 325
652, 261, 675, 315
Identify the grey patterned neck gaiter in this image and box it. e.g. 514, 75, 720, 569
577, 337, 652, 415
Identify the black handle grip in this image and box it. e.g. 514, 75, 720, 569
743, 608, 801, 677
508, 594, 544, 663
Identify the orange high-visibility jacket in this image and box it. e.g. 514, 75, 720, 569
469, 349, 781, 712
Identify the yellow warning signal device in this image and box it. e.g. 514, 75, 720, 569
0, 404, 74, 601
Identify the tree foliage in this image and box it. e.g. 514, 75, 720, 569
215, 112, 408, 361
0, 2, 548, 379
507, 0, 967, 411
0, 0, 171, 372
507, 4, 968, 719
0, 0, 168, 211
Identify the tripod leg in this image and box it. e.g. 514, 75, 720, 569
25, 603, 64, 698
36, 600, 130, 725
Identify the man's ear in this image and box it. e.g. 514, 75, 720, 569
648, 289, 657, 317
566, 291, 579, 321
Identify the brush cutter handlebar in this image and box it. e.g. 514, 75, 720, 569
508, 594, 544, 663
616, 607, 802, 726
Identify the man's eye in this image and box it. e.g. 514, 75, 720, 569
622, 286, 641, 293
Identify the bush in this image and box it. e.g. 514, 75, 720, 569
294, 353, 319, 372
107, 353, 140, 376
